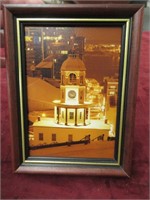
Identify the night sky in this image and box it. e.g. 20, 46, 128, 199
75, 27, 122, 44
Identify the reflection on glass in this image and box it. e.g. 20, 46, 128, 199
25, 27, 122, 159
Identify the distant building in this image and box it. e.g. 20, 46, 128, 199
73, 36, 85, 59
25, 27, 43, 71
103, 77, 118, 108
86, 78, 104, 119
25, 38, 35, 71
36, 55, 53, 78
25, 27, 85, 79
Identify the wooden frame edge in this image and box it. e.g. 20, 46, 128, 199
3, 3, 144, 176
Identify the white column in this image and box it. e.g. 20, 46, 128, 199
88, 107, 90, 122
54, 106, 57, 123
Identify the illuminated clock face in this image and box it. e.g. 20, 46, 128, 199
68, 90, 76, 99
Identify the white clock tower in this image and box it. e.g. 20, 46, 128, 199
53, 54, 91, 126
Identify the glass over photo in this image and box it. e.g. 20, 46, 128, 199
24, 26, 122, 159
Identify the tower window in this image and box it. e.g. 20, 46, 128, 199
39, 133, 43, 141
69, 73, 76, 84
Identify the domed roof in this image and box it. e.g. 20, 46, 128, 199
61, 55, 86, 71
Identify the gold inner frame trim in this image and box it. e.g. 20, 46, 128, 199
16, 18, 130, 166
24, 159, 119, 166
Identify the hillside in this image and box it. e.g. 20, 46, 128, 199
27, 77, 60, 111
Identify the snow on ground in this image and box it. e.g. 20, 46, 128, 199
33, 117, 110, 130
30, 141, 115, 158
28, 110, 54, 122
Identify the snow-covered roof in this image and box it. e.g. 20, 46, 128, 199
33, 117, 110, 130
36, 61, 53, 69
36, 55, 53, 69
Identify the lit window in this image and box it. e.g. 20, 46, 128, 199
52, 134, 56, 142
69, 112, 74, 119
80, 112, 82, 119
39, 133, 43, 141
69, 73, 76, 84
61, 50, 68, 54
109, 91, 115, 95
62, 111, 64, 119
109, 85, 116, 89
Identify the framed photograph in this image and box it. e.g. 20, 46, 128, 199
4, 4, 144, 176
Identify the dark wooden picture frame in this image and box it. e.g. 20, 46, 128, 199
3, 4, 144, 176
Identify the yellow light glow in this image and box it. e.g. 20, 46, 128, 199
25, 36, 33, 42
58, 35, 62, 40
42, 113, 46, 117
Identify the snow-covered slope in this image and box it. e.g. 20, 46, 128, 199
27, 77, 60, 111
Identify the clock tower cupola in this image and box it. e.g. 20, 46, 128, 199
60, 54, 86, 105
53, 54, 91, 126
